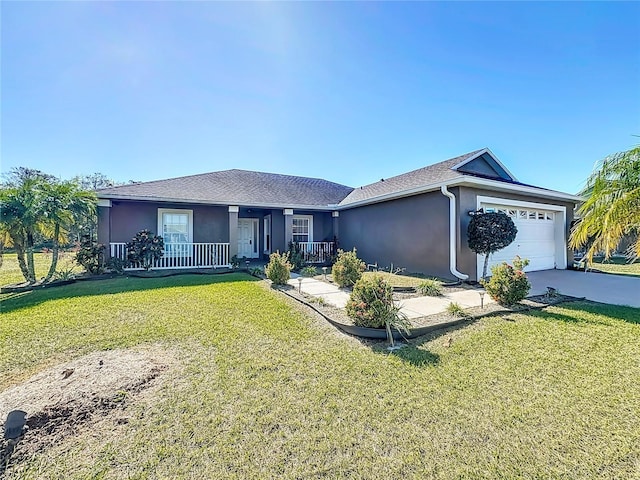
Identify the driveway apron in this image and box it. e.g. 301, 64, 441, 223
527, 270, 640, 308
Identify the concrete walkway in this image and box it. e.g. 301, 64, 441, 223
528, 270, 640, 308
288, 275, 495, 318
287, 269, 640, 318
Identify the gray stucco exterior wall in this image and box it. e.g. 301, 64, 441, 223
97, 206, 111, 247
108, 201, 229, 244
269, 210, 286, 254
339, 191, 453, 279
102, 203, 337, 261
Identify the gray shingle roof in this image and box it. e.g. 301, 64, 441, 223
97, 169, 354, 207
98, 149, 569, 209
338, 149, 486, 206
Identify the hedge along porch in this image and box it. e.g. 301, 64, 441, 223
98, 200, 339, 270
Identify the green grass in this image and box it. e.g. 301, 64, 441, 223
361, 271, 438, 288
1, 254, 640, 478
590, 255, 640, 277
0, 252, 78, 286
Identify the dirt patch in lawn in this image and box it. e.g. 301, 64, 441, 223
0, 345, 177, 474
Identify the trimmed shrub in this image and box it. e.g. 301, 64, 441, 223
265, 251, 292, 285
417, 278, 443, 296
75, 235, 106, 274
126, 230, 164, 271
332, 248, 365, 288
346, 275, 394, 328
483, 256, 531, 306
346, 276, 411, 344
300, 266, 317, 277
106, 257, 126, 275
287, 242, 305, 271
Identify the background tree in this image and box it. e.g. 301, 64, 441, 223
70, 173, 118, 242
0, 177, 46, 283
0, 168, 97, 284
467, 211, 518, 280
40, 180, 96, 281
570, 145, 640, 263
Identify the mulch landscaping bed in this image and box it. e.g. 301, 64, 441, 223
274, 280, 583, 340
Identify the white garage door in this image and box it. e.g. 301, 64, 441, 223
480, 203, 557, 275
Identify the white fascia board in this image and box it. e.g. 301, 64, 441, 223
451, 148, 519, 183
336, 180, 455, 210
96, 194, 335, 211
453, 177, 583, 203
336, 176, 582, 210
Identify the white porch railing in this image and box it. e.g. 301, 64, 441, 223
110, 243, 231, 270
293, 242, 335, 264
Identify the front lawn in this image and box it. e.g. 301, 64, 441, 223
0, 252, 61, 287
1, 267, 639, 478
361, 270, 440, 287
590, 255, 640, 277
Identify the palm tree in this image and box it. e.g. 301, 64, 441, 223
570, 145, 640, 263
1, 171, 97, 284
0, 178, 44, 283
41, 180, 96, 281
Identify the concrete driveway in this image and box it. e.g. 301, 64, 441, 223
527, 270, 640, 308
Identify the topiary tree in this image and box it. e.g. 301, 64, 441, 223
126, 229, 164, 270
467, 212, 518, 280
332, 248, 366, 288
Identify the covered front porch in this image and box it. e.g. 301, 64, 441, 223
100, 202, 339, 271
108, 240, 335, 270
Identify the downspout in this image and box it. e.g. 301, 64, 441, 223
440, 185, 469, 281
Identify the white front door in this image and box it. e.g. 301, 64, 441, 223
238, 219, 259, 258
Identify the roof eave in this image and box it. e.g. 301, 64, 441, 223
337, 176, 582, 209
96, 193, 339, 211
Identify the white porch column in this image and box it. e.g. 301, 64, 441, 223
283, 208, 294, 246
229, 206, 239, 258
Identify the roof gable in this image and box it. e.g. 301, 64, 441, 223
338, 149, 485, 206
452, 149, 516, 181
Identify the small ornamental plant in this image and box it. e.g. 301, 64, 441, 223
300, 266, 317, 277
287, 242, 306, 271
483, 256, 531, 306
346, 275, 394, 328
332, 248, 366, 288
446, 302, 467, 318
417, 278, 443, 296
126, 230, 164, 271
346, 275, 410, 345
265, 251, 292, 285
75, 235, 106, 274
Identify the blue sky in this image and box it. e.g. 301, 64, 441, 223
2, 2, 639, 194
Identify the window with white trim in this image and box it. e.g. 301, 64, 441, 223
292, 215, 313, 243
158, 209, 193, 254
